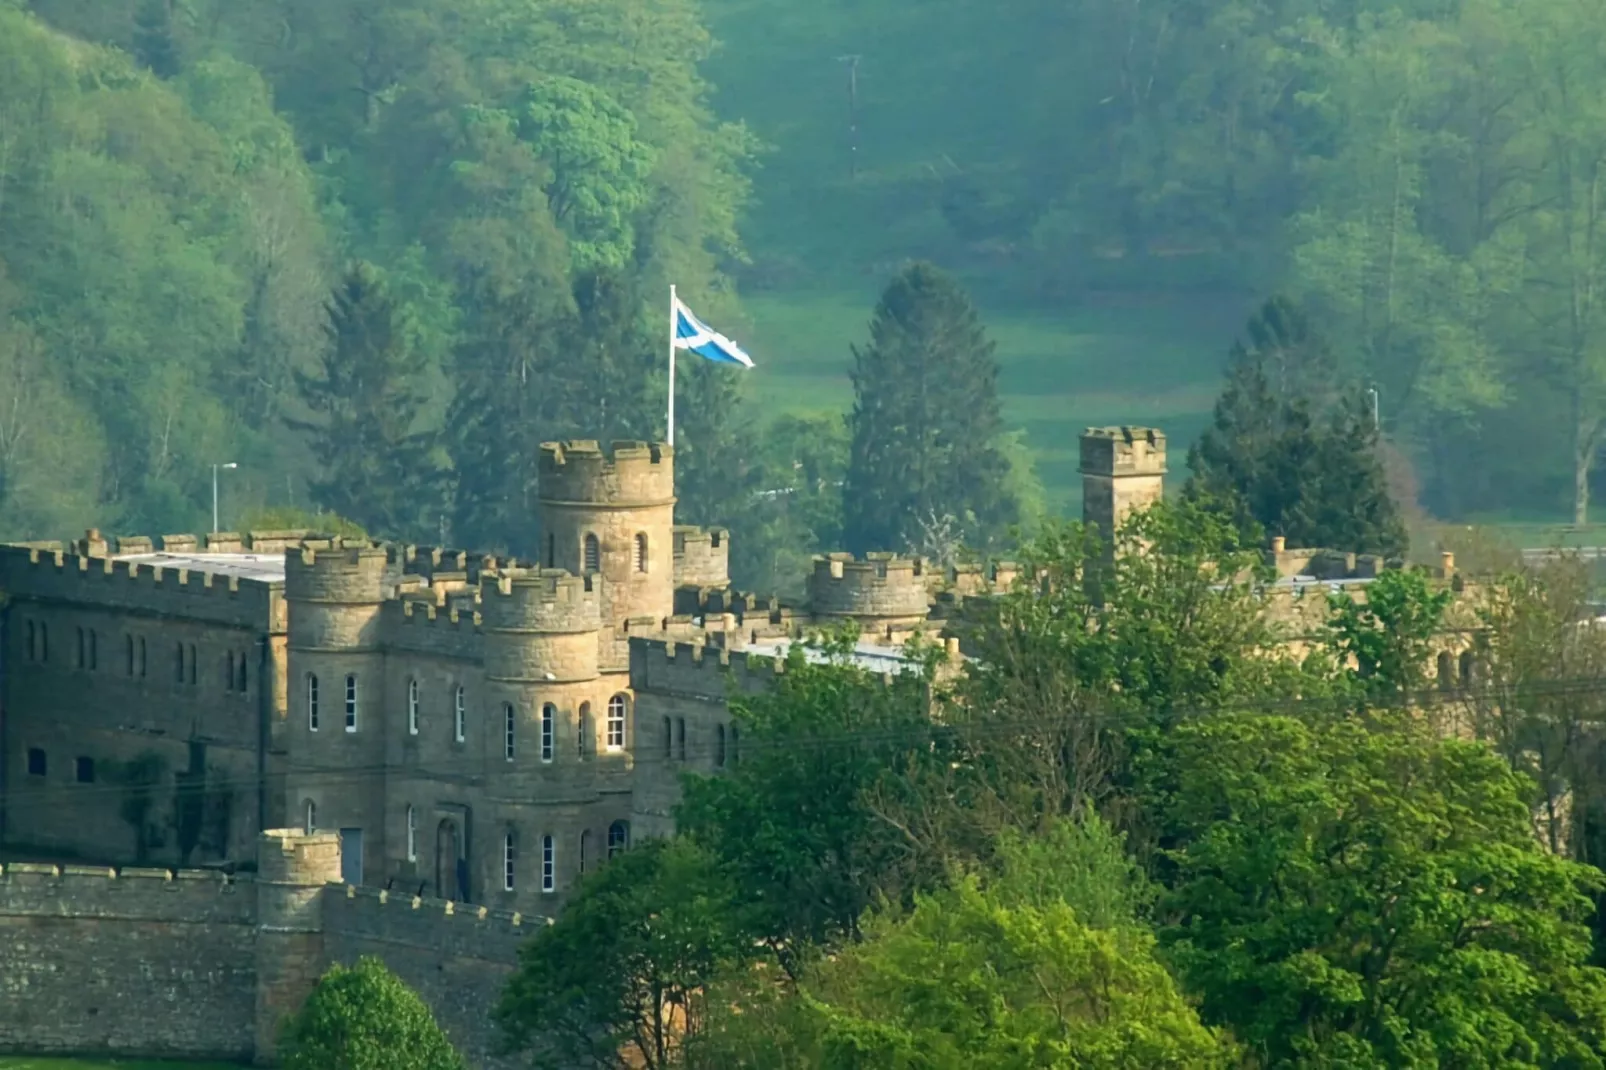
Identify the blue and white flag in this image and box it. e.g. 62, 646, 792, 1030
671, 294, 755, 369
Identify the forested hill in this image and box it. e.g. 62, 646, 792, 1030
4, 0, 1606, 569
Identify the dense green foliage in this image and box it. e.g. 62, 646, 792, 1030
279, 956, 465, 1070
1184, 298, 1407, 557
843, 262, 1017, 556
497, 511, 1606, 1069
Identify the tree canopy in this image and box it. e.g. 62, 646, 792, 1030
278, 956, 466, 1070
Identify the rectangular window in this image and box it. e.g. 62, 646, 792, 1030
175, 643, 185, 683
308, 675, 321, 731
540, 705, 554, 763
406, 805, 417, 862
75, 756, 94, 784
676, 718, 687, 761
26, 747, 46, 777
39, 622, 47, 662
504, 832, 516, 892
139, 637, 147, 677
541, 834, 555, 893
454, 686, 466, 743
504, 705, 516, 761
408, 679, 420, 736
76, 627, 84, 668
345, 674, 358, 732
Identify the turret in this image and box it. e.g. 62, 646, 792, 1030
282, 545, 389, 886
1079, 426, 1166, 550
538, 441, 676, 649
253, 829, 342, 1064
479, 570, 602, 685
808, 552, 934, 637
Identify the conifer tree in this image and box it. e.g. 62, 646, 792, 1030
287, 263, 439, 541
843, 262, 1017, 555
1185, 297, 1406, 558
132, 0, 180, 78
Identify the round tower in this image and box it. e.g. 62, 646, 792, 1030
253, 828, 342, 1064
282, 544, 389, 885
808, 552, 935, 638
538, 441, 676, 635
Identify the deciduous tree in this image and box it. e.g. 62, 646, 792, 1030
279, 956, 465, 1070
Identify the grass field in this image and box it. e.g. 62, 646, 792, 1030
740, 284, 1251, 513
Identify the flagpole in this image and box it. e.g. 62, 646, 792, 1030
667, 284, 677, 447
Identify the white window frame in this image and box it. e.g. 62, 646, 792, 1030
307, 674, 320, 732
504, 703, 516, 761
541, 704, 555, 763
541, 834, 555, 893
606, 694, 627, 752
407, 678, 420, 736
503, 831, 516, 892
344, 674, 358, 733
304, 800, 316, 834
406, 805, 417, 862
454, 685, 466, 743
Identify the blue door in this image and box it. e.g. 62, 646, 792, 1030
339, 827, 364, 886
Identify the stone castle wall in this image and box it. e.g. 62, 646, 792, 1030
0, 833, 538, 1068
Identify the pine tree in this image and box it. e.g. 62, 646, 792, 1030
1184, 297, 1406, 558
132, 0, 180, 79
286, 263, 440, 541
843, 262, 1017, 555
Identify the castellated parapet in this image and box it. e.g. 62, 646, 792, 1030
1080, 426, 1167, 548
0, 543, 282, 630
808, 552, 935, 628
537, 439, 674, 505
283, 544, 389, 652
479, 569, 602, 684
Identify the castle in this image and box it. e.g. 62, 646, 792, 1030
0, 426, 1479, 1065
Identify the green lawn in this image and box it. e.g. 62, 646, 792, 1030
740, 286, 1250, 513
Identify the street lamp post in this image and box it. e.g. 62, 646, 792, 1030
212, 462, 238, 534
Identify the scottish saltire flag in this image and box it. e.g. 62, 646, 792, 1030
672, 294, 755, 368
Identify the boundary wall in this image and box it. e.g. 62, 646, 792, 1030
0, 833, 539, 1068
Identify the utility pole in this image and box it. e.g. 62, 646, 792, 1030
212, 462, 238, 534
838, 54, 861, 180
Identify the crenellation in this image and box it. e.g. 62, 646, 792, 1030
538, 439, 674, 506
808, 552, 935, 625
672, 525, 731, 589
0, 544, 279, 628
384, 599, 482, 660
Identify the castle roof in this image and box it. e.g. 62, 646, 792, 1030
113, 551, 286, 584
743, 636, 922, 675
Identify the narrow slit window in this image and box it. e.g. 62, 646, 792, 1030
138, 637, 146, 677
634, 533, 648, 573
454, 686, 466, 743
408, 679, 420, 736
304, 800, 316, 834
307, 674, 321, 731
504, 703, 516, 761
578, 702, 592, 757
88, 630, 97, 670
541, 834, 555, 893
406, 805, 417, 862
345, 674, 358, 732
676, 718, 686, 761
188, 644, 196, 685
716, 724, 727, 768
583, 533, 600, 572
541, 704, 555, 762
503, 831, 516, 892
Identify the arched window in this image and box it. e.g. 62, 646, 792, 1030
503, 830, 516, 892
716, 723, 727, 768
541, 704, 555, 762
676, 717, 686, 761
304, 800, 316, 834
634, 533, 648, 573
188, 644, 197, 684
579, 829, 591, 873
454, 685, 466, 743
608, 820, 629, 859
126, 635, 135, 676
730, 724, 740, 765
606, 694, 627, 751
408, 679, 420, 735
344, 674, 358, 732
583, 533, 600, 572
662, 716, 672, 759
406, 805, 417, 862
541, 834, 555, 893
307, 674, 321, 731
238, 654, 247, 693
504, 703, 516, 761
1459, 651, 1476, 686
1437, 651, 1454, 691
578, 702, 592, 758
